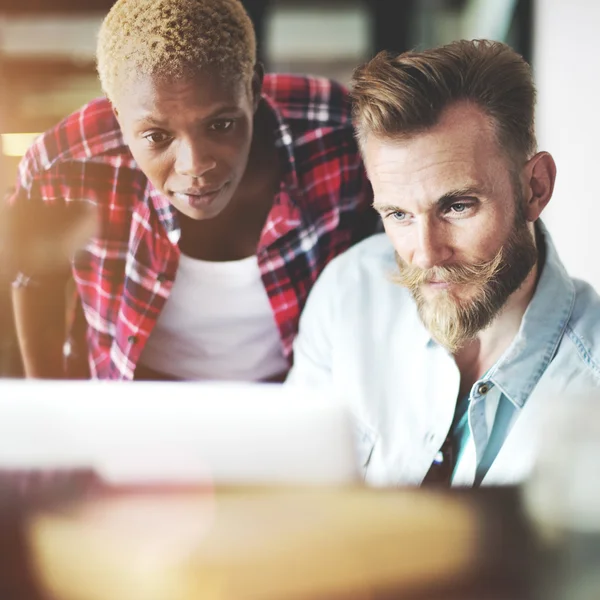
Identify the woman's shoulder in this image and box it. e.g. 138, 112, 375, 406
262, 73, 351, 127
23, 97, 129, 172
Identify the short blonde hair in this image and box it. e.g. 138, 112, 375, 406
351, 40, 537, 168
97, 0, 256, 103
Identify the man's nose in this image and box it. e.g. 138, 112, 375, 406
175, 139, 217, 179
412, 218, 453, 270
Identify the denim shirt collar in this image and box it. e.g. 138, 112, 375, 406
486, 221, 576, 408
422, 221, 575, 408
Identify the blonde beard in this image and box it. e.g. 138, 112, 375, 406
393, 217, 539, 352
414, 286, 497, 352
394, 247, 504, 352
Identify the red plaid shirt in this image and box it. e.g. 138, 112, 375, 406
10, 74, 377, 380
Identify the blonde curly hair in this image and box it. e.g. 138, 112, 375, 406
97, 0, 256, 103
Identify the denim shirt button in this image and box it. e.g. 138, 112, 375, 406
477, 383, 490, 395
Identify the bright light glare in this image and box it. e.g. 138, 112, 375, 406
1, 133, 41, 157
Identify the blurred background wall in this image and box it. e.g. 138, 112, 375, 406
0, 0, 534, 196
2, 0, 598, 376
534, 0, 600, 293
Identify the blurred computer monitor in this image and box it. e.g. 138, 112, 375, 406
0, 379, 359, 486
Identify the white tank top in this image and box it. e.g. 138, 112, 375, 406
138, 253, 288, 381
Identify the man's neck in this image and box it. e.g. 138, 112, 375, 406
453, 261, 539, 398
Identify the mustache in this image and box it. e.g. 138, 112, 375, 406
394, 247, 504, 289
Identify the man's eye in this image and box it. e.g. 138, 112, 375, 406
449, 202, 469, 213
144, 132, 171, 145
388, 211, 406, 221
209, 119, 235, 132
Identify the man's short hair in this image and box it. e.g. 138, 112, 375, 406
97, 0, 256, 104
351, 39, 537, 167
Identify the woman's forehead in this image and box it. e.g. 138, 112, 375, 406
117, 67, 250, 101
114, 71, 252, 118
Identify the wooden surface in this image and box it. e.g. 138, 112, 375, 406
5, 484, 535, 600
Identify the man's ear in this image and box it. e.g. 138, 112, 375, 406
251, 63, 265, 112
522, 151, 557, 222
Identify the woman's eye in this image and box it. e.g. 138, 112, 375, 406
144, 132, 171, 145
209, 119, 235, 132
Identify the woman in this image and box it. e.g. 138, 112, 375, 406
8, 0, 377, 381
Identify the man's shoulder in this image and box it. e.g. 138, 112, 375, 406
319, 233, 398, 289
262, 73, 352, 128
564, 279, 600, 382
24, 97, 129, 173
334, 232, 395, 262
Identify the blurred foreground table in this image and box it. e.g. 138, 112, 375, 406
0, 479, 536, 600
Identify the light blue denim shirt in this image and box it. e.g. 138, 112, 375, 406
287, 222, 600, 486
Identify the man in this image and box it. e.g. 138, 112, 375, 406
287, 40, 600, 487
6, 0, 377, 381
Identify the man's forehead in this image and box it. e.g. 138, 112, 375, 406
364, 107, 506, 189
364, 102, 499, 163
364, 136, 485, 193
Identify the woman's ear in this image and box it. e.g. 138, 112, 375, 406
112, 105, 128, 145
251, 63, 265, 112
